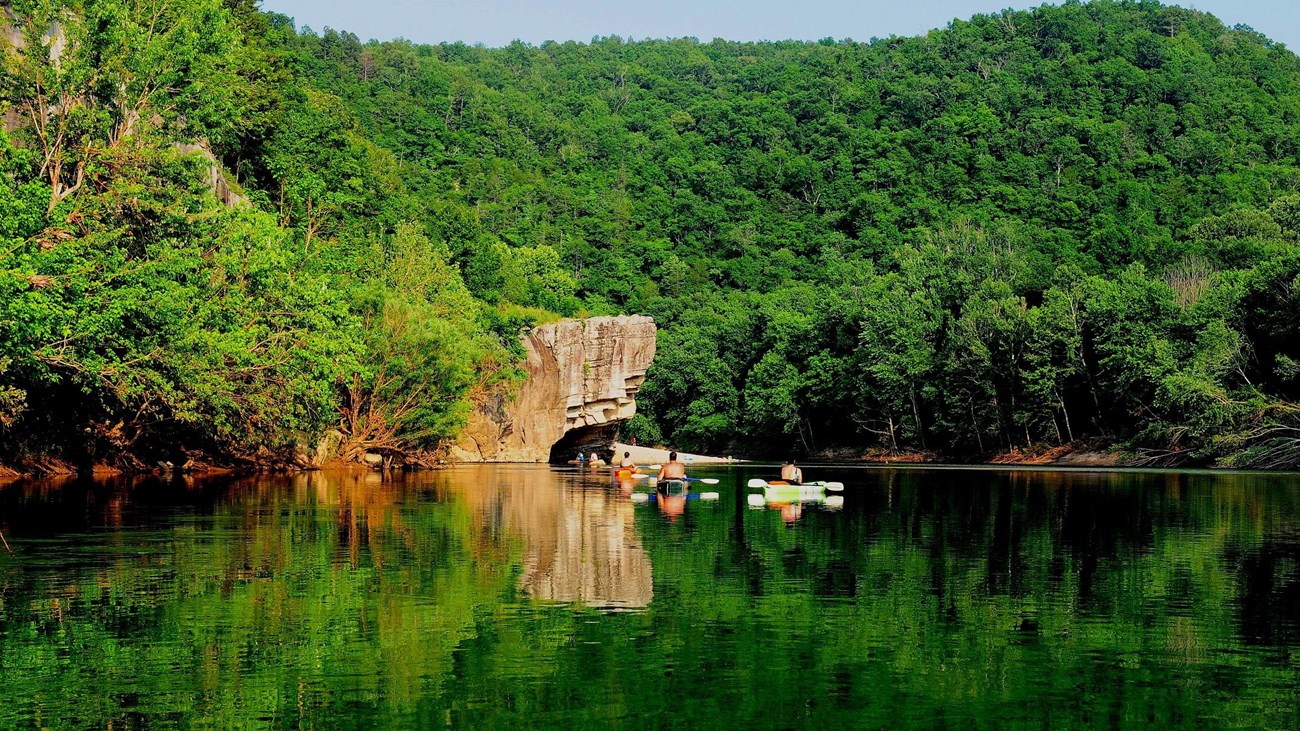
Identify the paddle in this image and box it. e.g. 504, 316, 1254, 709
631, 491, 720, 503
641, 469, 719, 485
747, 478, 844, 491
0, 529, 12, 555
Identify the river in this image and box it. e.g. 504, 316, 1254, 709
1, 465, 1298, 729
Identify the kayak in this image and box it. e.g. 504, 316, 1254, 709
613, 467, 643, 479
748, 492, 844, 509
647, 476, 721, 486
762, 483, 828, 502
747, 479, 844, 491
632, 490, 720, 503
658, 479, 689, 495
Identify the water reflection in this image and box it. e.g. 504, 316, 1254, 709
0, 466, 1298, 729
447, 466, 653, 609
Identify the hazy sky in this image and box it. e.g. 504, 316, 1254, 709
258, 0, 1300, 50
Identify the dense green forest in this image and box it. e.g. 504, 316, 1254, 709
4, 0, 1300, 470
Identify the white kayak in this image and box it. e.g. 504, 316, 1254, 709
747, 492, 845, 509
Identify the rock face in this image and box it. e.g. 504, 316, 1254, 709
2, 13, 241, 208
2, 9, 28, 133
450, 315, 656, 463
175, 142, 247, 209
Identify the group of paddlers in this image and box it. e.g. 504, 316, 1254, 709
608, 450, 805, 485
609, 450, 686, 482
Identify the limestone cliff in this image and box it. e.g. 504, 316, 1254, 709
450, 315, 656, 463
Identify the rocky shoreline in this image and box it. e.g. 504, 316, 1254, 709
827, 442, 1168, 468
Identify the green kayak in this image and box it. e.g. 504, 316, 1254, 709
762, 483, 827, 502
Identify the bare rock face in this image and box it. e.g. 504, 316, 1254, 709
2, 9, 28, 133
451, 315, 656, 463
175, 142, 247, 209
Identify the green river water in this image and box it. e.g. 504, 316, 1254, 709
0, 465, 1298, 729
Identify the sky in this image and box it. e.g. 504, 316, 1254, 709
257, 0, 1300, 50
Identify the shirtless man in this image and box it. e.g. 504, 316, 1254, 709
780, 459, 803, 485
657, 451, 687, 481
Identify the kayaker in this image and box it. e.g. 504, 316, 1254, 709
657, 452, 687, 481
780, 459, 803, 485
657, 478, 687, 520
620, 451, 636, 468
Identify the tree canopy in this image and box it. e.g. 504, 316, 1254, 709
4, 0, 1300, 468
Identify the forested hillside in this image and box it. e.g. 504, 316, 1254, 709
5, 0, 1300, 470
0, 0, 523, 472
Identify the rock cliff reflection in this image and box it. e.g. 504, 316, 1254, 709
4, 465, 1300, 730
445, 466, 653, 609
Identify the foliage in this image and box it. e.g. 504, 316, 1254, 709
0, 2, 511, 468
248, 0, 1300, 462
7, 0, 1300, 466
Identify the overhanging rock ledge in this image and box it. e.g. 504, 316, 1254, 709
450, 315, 656, 463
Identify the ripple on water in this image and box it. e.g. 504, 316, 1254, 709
1, 465, 1299, 729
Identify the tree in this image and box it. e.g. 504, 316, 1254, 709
1, 0, 243, 213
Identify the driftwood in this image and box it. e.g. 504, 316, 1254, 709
1128, 447, 1191, 468
1235, 426, 1300, 470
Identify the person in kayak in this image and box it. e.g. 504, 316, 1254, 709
620, 451, 636, 468
657, 478, 687, 519
657, 452, 687, 481
780, 459, 803, 485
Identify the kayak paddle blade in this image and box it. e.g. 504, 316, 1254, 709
825, 482, 845, 491
746, 479, 768, 488
700, 492, 720, 501
746, 493, 766, 508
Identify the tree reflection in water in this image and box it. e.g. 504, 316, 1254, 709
0, 465, 1297, 729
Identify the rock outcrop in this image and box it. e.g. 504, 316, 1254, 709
451, 315, 656, 463
2, 12, 242, 208
175, 142, 247, 209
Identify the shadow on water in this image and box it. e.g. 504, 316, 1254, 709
1, 465, 1298, 729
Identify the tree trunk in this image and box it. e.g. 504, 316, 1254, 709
910, 388, 926, 450
1058, 392, 1075, 443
